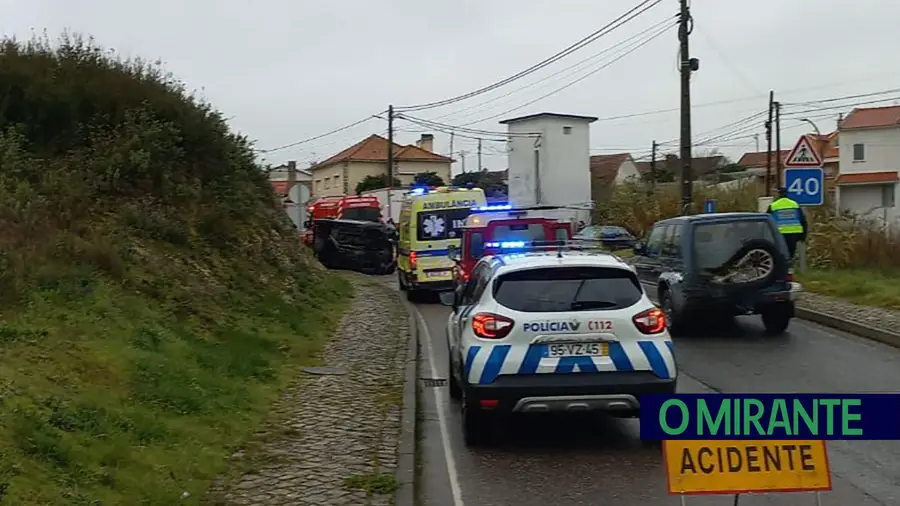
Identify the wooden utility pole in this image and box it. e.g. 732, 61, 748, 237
650, 140, 658, 192
387, 105, 394, 217
449, 132, 455, 170
477, 138, 483, 171
678, 0, 697, 214
775, 100, 782, 188
765, 91, 773, 196
460, 150, 467, 173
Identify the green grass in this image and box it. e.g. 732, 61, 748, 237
798, 269, 900, 310
0, 269, 351, 505
343, 472, 398, 495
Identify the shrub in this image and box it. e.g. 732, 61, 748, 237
595, 180, 900, 271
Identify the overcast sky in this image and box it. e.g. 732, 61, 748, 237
5, 0, 900, 173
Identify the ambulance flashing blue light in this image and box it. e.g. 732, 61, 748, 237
409, 187, 427, 195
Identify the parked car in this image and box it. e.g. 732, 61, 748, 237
574, 225, 637, 250
629, 212, 799, 335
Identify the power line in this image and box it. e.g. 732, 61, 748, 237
257, 113, 383, 153
429, 15, 677, 123
782, 87, 900, 107
456, 21, 676, 127
395, 113, 540, 138
394, 0, 662, 112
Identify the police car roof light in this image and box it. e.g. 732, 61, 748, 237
473, 204, 512, 212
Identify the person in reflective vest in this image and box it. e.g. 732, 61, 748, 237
766, 187, 807, 259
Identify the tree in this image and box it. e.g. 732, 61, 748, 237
414, 171, 444, 187
355, 174, 401, 194
450, 169, 508, 197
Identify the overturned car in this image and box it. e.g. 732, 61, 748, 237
311, 218, 397, 275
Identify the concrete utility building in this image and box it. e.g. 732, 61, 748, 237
501, 112, 597, 223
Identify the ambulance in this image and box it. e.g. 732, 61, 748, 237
396, 186, 487, 300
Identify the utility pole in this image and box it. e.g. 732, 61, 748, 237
765, 91, 773, 196
387, 105, 394, 218
678, 0, 697, 215
775, 101, 782, 188
754, 134, 760, 152
449, 132, 455, 172
650, 140, 658, 192
460, 150, 467, 173
477, 138, 483, 172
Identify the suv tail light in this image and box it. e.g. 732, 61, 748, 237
633, 307, 666, 334
785, 269, 794, 282
472, 313, 514, 339
409, 251, 417, 269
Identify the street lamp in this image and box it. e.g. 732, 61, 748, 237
799, 118, 821, 136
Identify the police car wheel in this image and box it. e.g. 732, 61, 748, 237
397, 271, 407, 291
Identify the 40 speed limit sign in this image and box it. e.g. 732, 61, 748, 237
784, 167, 824, 206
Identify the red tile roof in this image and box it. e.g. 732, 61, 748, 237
310, 134, 452, 171
590, 153, 633, 185
839, 105, 900, 130
737, 150, 790, 168
836, 171, 899, 185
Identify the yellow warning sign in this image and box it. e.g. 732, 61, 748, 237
663, 440, 832, 495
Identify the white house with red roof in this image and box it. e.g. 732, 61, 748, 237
308, 133, 452, 198
835, 105, 900, 224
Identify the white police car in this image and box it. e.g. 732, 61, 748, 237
438, 247, 676, 446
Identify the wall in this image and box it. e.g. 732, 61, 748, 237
836, 127, 900, 224
506, 117, 592, 212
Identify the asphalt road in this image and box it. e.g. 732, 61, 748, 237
407, 288, 900, 506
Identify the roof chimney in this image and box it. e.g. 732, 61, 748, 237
416, 133, 435, 153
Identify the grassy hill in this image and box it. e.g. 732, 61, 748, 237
0, 33, 350, 505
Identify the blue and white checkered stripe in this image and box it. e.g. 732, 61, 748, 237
463, 340, 675, 385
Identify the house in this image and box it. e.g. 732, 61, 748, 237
268, 160, 312, 197
308, 133, 452, 198
267, 160, 313, 228
590, 153, 640, 185
735, 150, 790, 187
805, 132, 840, 179
835, 105, 900, 225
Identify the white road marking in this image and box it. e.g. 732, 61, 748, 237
413, 308, 466, 506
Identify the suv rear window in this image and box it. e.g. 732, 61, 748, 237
493, 266, 643, 312
693, 219, 780, 270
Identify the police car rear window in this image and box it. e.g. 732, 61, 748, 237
693, 220, 780, 270
492, 266, 642, 313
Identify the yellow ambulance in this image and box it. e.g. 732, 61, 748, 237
397, 186, 487, 301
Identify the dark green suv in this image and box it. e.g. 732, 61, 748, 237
630, 212, 798, 335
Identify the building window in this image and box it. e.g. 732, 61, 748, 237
853, 143, 865, 161
315, 179, 321, 191
562, 126, 572, 135
883, 184, 896, 208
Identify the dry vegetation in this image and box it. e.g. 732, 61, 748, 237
0, 33, 350, 504
595, 180, 900, 308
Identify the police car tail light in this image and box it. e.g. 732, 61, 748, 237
409, 251, 417, 268
472, 313, 514, 339
633, 307, 666, 334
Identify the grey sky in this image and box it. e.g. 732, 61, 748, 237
6, 0, 900, 173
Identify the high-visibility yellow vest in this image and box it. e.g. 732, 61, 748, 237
770, 198, 803, 235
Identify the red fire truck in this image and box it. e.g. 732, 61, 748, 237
302, 195, 383, 245
449, 204, 574, 284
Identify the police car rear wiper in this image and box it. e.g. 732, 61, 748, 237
570, 300, 618, 310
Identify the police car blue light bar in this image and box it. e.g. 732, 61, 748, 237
474, 204, 512, 211
409, 187, 427, 195
484, 240, 526, 248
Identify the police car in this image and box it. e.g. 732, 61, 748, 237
438, 245, 676, 446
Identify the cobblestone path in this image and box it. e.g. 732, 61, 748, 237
207, 273, 409, 506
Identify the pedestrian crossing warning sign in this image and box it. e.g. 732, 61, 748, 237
784, 135, 823, 167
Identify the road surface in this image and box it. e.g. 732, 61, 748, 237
408, 288, 900, 506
